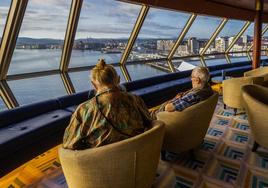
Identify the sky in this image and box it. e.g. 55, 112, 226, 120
0, 0, 263, 39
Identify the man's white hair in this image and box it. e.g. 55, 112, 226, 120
192, 66, 210, 85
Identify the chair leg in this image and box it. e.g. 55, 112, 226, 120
161, 150, 167, 161
252, 141, 260, 152
234, 108, 237, 116
224, 104, 226, 109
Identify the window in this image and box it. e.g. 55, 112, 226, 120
8, 75, 67, 105
70, 0, 141, 68
69, 66, 125, 92
176, 15, 222, 56
203, 55, 230, 66
128, 9, 190, 62
0, 0, 11, 44
127, 63, 166, 81
207, 19, 245, 54
230, 22, 253, 53
262, 23, 268, 51
8, 0, 72, 75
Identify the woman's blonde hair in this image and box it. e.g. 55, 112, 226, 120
91, 59, 119, 86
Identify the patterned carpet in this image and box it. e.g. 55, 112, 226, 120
1, 96, 268, 188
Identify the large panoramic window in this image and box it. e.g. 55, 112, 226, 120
206, 19, 245, 54
8, 0, 72, 75
8, 75, 67, 105
0, 0, 11, 44
69, 66, 126, 92
69, 0, 141, 68
176, 15, 222, 56
128, 8, 190, 62
230, 22, 253, 53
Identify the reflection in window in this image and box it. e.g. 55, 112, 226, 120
128, 9, 190, 62
70, 0, 141, 68
69, 66, 125, 92
127, 64, 166, 81
0, 98, 7, 111
8, 0, 72, 75
178, 15, 221, 56
8, 75, 67, 105
0, 0, 11, 44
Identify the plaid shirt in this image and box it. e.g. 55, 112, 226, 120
170, 92, 202, 111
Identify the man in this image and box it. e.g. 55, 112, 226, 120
150, 66, 213, 119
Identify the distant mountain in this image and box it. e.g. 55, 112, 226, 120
16, 37, 63, 45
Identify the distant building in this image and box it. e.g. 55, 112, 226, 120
176, 44, 188, 56
187, 37, 199, 54
215, 37, 229, 52
157, 40, 174, 52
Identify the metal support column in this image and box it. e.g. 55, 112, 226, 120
0, 0, 28, 80
200, 18, 228, 56
252, 0, 264, 69
226, 21, 251, 53
119, 5, 149, 81
60, 73, 76, 95
60, 0, 83, 72
0, 80, 19, 109
225, 54, 231, 64
167, 14, 197, 61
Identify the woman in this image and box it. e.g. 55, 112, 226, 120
63, 59, 152, 150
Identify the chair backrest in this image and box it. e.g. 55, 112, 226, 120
223, 76, 264, 109
59, 120, 165, 188
157, 93, 218, 153
242, 85, 268, 148
244, 67, 268, 81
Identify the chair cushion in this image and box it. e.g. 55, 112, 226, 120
57, 91, 92, 109
0, 99, 59, 128
0, 109, 72, 158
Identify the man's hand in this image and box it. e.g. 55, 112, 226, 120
165, 103, 176, 112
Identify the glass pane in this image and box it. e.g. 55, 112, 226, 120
207, 19, 245, 54
0, 0, 11, 44
8, 0, 72, 75
70, 0, 141, 68
128, 8, 190, 61
69, 66, 125, 92
8, 75, 67, 105
231, 23, 253, 52
262, 23, 268, 51
175, 15, 222, 57
203, 55, 229, 66
0, 98, 7, 111
127, 63, 166, 81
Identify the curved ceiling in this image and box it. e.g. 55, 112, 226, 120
121, 0, 268, 22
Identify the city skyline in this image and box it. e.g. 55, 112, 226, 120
0, 0, 267, 39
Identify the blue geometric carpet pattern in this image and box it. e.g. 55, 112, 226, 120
1, 97, 268, 188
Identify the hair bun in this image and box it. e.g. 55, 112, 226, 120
96, 59, 106, 69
